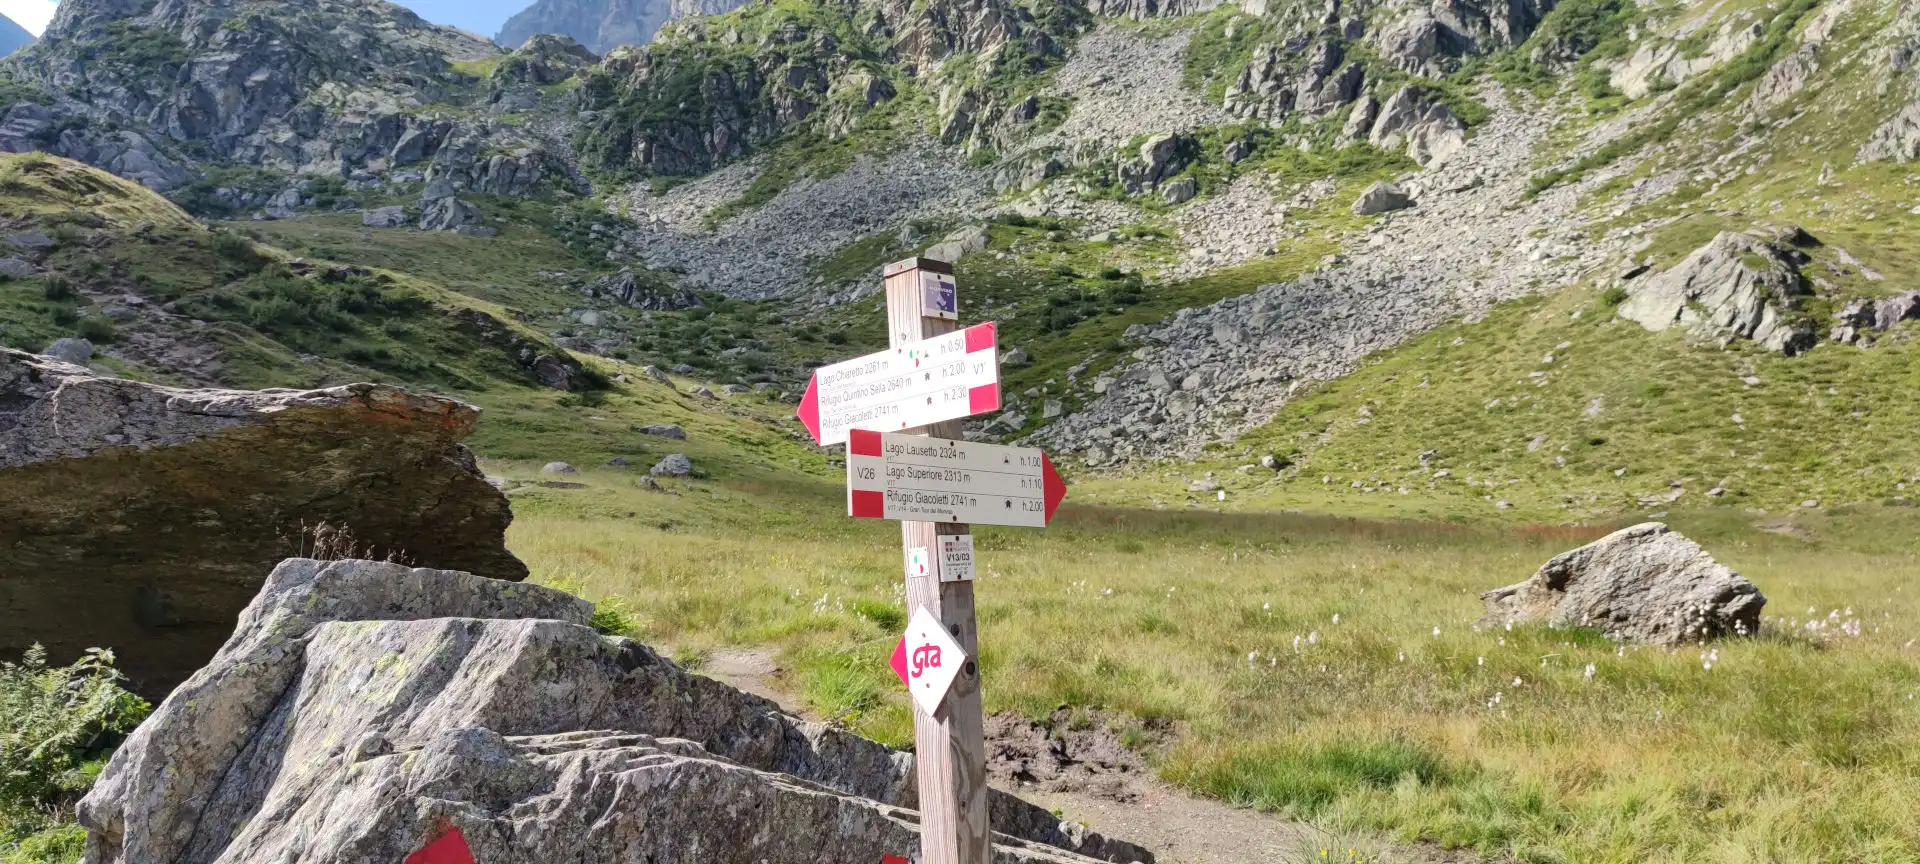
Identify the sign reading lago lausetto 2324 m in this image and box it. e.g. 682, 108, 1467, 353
845, 429, 1066, 528
794, 323, 1001, 446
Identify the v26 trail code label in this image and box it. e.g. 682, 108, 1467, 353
846, 430, 1066, 528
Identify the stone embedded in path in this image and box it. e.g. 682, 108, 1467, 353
542, 461, 578, 474
0, 349, 525, 698
1478, 522, 1766, 645
77, 559, 1152, 864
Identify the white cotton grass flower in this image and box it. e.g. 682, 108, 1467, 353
1248, 651, 1260, 665
1512, 677, 1523, 687
1308, 631, 1320, 646
1398, 650, 1406, 662
1477, 656, 1485, 666
1584, 663, 1596, 681
1332, 613, 1341, 625
1433, 627, 1442, 638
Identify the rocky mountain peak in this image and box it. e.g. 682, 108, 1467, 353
497, 0, 748, 53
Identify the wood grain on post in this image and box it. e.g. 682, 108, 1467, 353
881, 255, 990, 864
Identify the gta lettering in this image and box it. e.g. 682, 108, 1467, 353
911, 644, 942, 678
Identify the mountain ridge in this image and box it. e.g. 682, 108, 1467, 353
0, 0, 1914, 515
497, 0, 747, 53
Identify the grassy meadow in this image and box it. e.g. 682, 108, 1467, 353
477, 376, 1920, 864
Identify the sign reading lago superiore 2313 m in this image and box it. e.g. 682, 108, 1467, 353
845, 429, 1066, 528
795, 322, 1001, 446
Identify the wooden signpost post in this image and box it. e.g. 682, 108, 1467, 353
797, 256, 1066, 864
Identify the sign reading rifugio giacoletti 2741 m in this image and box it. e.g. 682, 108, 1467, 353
794, 323, 1000, 446
844, 429, 1066, 528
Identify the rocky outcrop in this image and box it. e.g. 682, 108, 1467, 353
591, 267, 705, 309
1224, 39, 1365, 120
4, 0, 574, 196
498, 0, 745, 54
1352, 180, 1412, 214
419, 195, 486, 231
1085, 0, 1220, 18
447, 308, 597, 391
1830, 290, 1920, 344
495, 33, 601, 83
576, 0, 1071, 176
1617, 231, 1816, 355
1478, 523, 1767, 645
1369, 86, 1465, 167
0, 103, 194, 190
0, 350, 526, 698
1861, 100, 1920, 163
1117, 132, 1194, 194
78, 558, 1152, 864
1608, 19, 1764, 99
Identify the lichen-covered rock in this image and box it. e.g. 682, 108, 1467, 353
0, 349, 526, 697
1617, 231, 1815, 354
1479, 523, 1766, 645
77, 559, 1152, 864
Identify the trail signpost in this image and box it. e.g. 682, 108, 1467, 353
799, 256, 1065, 864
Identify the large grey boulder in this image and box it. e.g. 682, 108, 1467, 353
362, 205, 408, 228
650, 452, 695, 476
78, 559, 1151, 864
1352, 181, 1412, 215
420, 196, 485, 231
0, 349, 527, 698
1368, 86, 1465, 166
1479, 523, 1766, 645
41, 337, 93, 363
925, 224, 991, 263
1618, 231, 1815, 354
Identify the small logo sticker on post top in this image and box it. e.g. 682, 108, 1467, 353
938, 535, 975, 583
907, 547, 931, 578
920, 270, 958, 320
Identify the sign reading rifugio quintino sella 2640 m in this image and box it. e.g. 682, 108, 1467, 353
794, 323, 1000, 446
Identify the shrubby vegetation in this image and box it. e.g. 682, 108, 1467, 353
0, 646, 149, 864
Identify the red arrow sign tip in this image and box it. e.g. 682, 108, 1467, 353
796, 375, 822, 442
1042, 452, 1066, 524
888, 635, 910, 688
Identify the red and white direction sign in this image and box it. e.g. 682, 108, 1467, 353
888, 607, 968, 714
795, 322, 1001, 446
847, 429, 1066, 528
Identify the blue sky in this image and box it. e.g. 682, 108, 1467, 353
391, 0, 528, 39
0, 0, 528, 38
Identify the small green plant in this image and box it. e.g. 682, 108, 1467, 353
0, 645, 150, 841
74, 317, 115, 343
850, 598, 904, 631
590, 602, 638, 638
37, 278, 73, 302
1600, 285, 1629, 306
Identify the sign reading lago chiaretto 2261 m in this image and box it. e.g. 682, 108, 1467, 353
794, 322, 1001, 446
